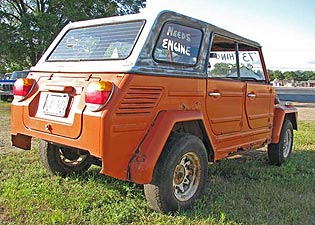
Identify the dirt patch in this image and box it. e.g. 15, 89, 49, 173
293, 102, 315, 121
0, 207, 6, 221
227, 148, 267, 162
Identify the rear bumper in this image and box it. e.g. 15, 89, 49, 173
11, 104, 102, 158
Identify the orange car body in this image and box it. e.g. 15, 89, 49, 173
11, 10, 297, 184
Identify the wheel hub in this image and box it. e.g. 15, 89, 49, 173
59, 148, 88, 166
61, 148, 81, 160
172, 152, 201, 202
174, 165, 185, 185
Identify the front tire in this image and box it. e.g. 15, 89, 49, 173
268, 120, 293, 165
39, 140, 93, 176
144, 133, 208, 213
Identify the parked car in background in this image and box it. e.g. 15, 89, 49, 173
0, 70, 29, 101
4, 73, 12, 80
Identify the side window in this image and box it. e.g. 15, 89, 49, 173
153, 22, 202, 65
208, 35, 266, 81
208, 36, 237, 78
238, 44, 265, 81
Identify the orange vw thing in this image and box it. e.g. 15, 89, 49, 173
11, 10, 297, 213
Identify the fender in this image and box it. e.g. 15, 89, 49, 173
128, 110, 204, 184
271, 105, 298, 144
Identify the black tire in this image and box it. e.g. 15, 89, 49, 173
268, 120, 293, 166
39, 140, 93, 176
1, 95, 7, 101
144, 133, 208, 213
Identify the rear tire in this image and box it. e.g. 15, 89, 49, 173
268, 120, 293, 165
144, 133, 208, 213
1, 95, 7, 101
39, 140, 92, 176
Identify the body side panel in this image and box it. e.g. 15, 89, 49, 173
99, 74, 207, 180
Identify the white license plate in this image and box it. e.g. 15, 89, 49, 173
43, 93, 69, 117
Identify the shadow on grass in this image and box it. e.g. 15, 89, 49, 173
66, 165, 144, 198
63, 148, 314, 225
181, 149, 315, 225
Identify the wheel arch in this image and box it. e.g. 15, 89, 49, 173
271, 105, 298, 144
284, 112, 297, 130
127, 110, 213, 184
171, 120, 214, 162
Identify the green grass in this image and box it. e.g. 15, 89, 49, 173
1, 101, 314, 224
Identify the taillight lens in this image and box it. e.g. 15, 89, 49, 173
13, 78, 35, 101
85, 81, 113, 111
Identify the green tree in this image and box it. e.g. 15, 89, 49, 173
272, 70, 284, 80
0, 0, 146, 71
211, 63, 237, 76
302, 71, 315, 80
283, 71, 295, 80
0, 63, 5, 74
268, 69, 315, 81
293, 70, 302, 81
268, 69, 275, 80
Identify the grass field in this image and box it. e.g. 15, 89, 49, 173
1, 101, 314, 225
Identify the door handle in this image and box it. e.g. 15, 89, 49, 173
209, 92, 221, 97
247, 93, 256, 98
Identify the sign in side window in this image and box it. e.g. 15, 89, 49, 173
208, 36, 237, 78
48, 21, 144, 61
154, 22, 202, 65
209, 36, 265, 81
238, 44, 265, 81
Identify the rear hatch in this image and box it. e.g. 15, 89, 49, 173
22, 19, 145, 138
23, 73, 115, 139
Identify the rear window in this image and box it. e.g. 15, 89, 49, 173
153, 22, 203, 65
48, 21, 145, 61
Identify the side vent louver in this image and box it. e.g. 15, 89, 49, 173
116, 87, 163, 115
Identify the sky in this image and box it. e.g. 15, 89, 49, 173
144, 0, 315, 71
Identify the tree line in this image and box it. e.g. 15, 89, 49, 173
268, 70, 315, 81
0, 0, 146, 73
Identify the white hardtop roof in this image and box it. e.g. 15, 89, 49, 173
32, 10, 260, 74
32, 10, 159, 73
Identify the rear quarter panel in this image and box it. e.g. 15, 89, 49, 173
100, 73, 207, 180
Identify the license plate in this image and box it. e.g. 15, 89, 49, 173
43, 93, 69, 117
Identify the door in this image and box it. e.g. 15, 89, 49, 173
236, 45, 275, 130
206, 79, 245, 135
245, 83, 274, 129
206, 35, 245, 135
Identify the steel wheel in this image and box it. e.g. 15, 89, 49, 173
144, 133, 208, 213
173, 152, 201, 201
39, 140, 93, 176
59, 148, 89, 167
268, 120, 293, 166
282, 129, 292, 158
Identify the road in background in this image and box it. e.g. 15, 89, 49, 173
276, 87, 315, 103
275, 87, 315, 121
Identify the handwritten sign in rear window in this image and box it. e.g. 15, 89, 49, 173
154, 22, 202, 65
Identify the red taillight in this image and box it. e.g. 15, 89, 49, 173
85, 81, 113, 111
13, 78, 35, 101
